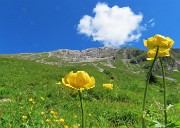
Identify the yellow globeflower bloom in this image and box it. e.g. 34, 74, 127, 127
144, 37, 157, 49
147, 48, 170, 60
54, 119, 60, 123
61, 71, 95, 91
41, 112, 45, 115
22, 115, 28, 119
29, 98, 34, 102
144, 34, 174, 60
154, 34, 174, 48
73, 125, 79, 128
144, 34, 174, 49
103, 84, 113, 89
50, 110, 56, 115
64, 125, 69, 128
53, 115, 58, 119
46, 119, 51, 123
59, 118, 65, 123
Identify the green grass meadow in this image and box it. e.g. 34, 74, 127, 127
0, 56, 180, 127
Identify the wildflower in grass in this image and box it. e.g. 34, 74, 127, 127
59, 71, 95, 128
22, 115, 28, 119
73, 125, 79, 128
88, 113, 92, 117
102, 84, 113, 90
59, 118, 65, 123
41, 112, 45, 115
142, 34, 174, 127
54, 119, 60, 123
40, 97, 45, 100
29, 98, 34, 102
50, 110, 56, 115
29, 98, 35, 104
46, 119, 51, 123
64, 125, 69, 128
53, 115, 58, 119
61, 71, 95, 91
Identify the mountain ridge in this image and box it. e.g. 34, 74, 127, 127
1, 47, 179, 74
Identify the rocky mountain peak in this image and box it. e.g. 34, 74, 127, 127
52, 47, 120, 62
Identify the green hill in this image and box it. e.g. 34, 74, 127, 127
0, 47, 179, 127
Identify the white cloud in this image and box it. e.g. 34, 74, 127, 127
77, 3, 144, 47
148, 18, 154, 23
148, 18, 155, 28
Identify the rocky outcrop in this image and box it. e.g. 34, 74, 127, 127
51, 47, 119, 62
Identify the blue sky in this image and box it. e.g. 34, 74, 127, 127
0, 0, 179, 53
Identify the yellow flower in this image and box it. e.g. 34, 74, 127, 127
103, 84, 113, 89
73, 125, 79, 128
144, 34, 174, 49
147, 48, 170, 60
22, 115, 28, 119
46, 119, 51, 123
53, 115, 58, 119
59, 118, 65, 123
50, 110, 56, 115
54, 119, 60, 123
61, 71, 95, 91
41, 112, 45, 115
29, 98, 34, 102
144, 34, 174, 60
64, 125, 69, 128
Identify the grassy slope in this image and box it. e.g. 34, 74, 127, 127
0, 56, 179, 127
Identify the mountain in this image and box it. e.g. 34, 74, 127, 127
1, 47, 180, 80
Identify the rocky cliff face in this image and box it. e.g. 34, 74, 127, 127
50, 47, 119, 62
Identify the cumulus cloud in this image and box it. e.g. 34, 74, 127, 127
77, 3, 144, 47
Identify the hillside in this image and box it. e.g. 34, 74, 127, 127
0, 47, 180, 127
2, 47, 180, 81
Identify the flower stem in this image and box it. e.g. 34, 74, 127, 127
78, 90, 85, 128
159, 57, 167, 127
142, 47, 159, 128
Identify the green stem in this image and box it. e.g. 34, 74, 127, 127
78, 90, 85, 128
142, 47, 159, 128
159, 58, 167, 127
